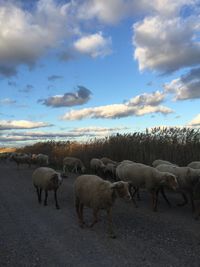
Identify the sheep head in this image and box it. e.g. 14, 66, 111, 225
161, 173, 178, 191
111, 181, 131, 200
50, 173, 62, 188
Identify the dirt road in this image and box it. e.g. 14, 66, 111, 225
0, 162, 200, 266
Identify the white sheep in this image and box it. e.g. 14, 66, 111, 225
12, 154, 32, 168
35, 154, 49, 166
32, 167, 62, 209
74, 174, 131, 238
90, 158, 105, 174
100, 157, 117, 165
156, 164, 200, 212
120, 160, 135, 165
152, 159, 177, 168
187, 161, 200, 169
104, 163, 118, 180
116, 162, 178, 211
63, 156, 85, 174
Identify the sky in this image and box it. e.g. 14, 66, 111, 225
0, 0, 200, 147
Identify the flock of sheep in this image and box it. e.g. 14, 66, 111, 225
2, 152, 200, 238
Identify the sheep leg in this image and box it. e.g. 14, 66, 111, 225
89, 209, 99, 227
160, 187, 171, 207
79, 203, 86, 227
39, 188, 42, 203
153, 190, 160, 212
136, 190, 141, 201
177, 192, 188, 207
54, 189, 60, 209
106, 208, 116, 238
151, 192, 156, 211
129, 186, 138, 208
71, 165, 76, 173
75, 197, 83, 227
35, 186, 41, 203
189, 192, 195, 212
75, 198, 86, 228
44, 190, 48, 206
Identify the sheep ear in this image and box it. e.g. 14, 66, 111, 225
111, 182, 123, 189
51, 174, 58, 184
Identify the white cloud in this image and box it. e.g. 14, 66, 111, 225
60, 90, 171, 120
76, 0, 194, 24
188, 114, 200, 126
0, 0, 74, 76
164, 67, 200, 100
60, 103, 172, 121
133, 15, 200, 73
127, 91, 165, 106
0, 120, 52, 130
74, 32, 112, 57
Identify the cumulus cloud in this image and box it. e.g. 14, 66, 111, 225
74, 32, 112, 58
60, 90, 171, 120
39, 85, 92, 107
127, 91, 165, 106
60, 91, 172, 120
0, 0, 75, 77
60, 104, 172, 120
133, 15, 200, 73
188, 114, 200, 126
164, 67, 200, 100
0, 120, 52, 130
0, 98, 16, 105
48, 75, 63, 81
76, 0, 193, 24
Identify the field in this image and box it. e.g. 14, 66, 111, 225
1, 161, 200, 267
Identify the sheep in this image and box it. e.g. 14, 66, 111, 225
152, 159, 177, 168
104, 163, 118, 180
74, 174, 131, 238
12, 154, 32, 168
188, 161, 200, 169
90, 158, 105, 175
100, 157, 117, 165
32, 167, 62, 209
116, 162, 178, 211
63, 156, 85, 174
120, 160, 135, 165
156, 164, 200, 212
35, 154, 49, 166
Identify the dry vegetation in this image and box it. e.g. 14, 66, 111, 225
16, 127, 200, 169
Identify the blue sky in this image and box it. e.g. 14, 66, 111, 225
0, 0, 200, 147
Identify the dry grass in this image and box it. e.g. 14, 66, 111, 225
17, 127, 200, 169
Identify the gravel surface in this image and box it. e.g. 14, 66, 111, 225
1, 162, 200, 267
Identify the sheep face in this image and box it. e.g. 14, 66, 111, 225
111, 181, 131, 201
162, 173, 178, 191
48, 173, 62, 190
